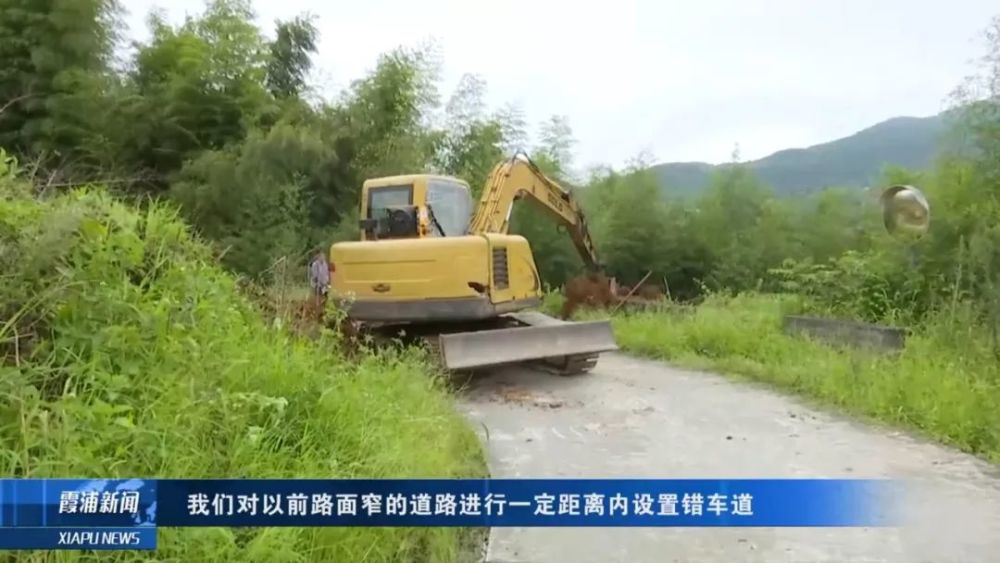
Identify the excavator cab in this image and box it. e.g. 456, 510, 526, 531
359, 176, 474, 241
333, 172, 541, 324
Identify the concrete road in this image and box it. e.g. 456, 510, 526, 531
456, 352, 1000, 563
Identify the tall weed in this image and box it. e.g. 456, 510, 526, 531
0, 186, 484, 561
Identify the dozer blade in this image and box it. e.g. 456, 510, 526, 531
437, 318, 618, 371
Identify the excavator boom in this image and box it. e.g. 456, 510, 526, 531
431, 152, 615, 372
469, 153, 601, 270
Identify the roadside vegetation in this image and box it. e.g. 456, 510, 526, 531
0, 167, 485, 561
591, 295, 999, 462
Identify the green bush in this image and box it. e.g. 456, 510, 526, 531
0, 185, 484, 561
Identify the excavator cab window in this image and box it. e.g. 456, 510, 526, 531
426, 179, 473, 237
364, 184, 416, 239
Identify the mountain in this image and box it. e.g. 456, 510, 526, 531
651, 113, 952, 197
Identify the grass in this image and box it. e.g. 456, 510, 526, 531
0, 186, 486, 561
564, 292, 1000, 462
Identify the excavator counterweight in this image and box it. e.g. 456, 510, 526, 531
329, 152, 618, 373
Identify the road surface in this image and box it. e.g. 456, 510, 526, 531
456, 352, 1000, 563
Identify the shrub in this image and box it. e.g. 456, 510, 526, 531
0, 184, 484, 561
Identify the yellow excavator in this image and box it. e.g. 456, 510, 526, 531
328, 151, 618, 374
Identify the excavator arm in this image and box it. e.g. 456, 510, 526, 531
467, 152, 601, 271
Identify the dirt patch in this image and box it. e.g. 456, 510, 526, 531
258, 292, 370, 360
561, 273, 669, 318
631, 283, 665, 301
494, 385, 567, 409
561, 272, 616, 318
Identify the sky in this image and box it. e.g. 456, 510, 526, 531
119, 0, 999, 171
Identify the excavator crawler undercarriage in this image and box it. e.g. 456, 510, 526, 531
358, 311, 617, 375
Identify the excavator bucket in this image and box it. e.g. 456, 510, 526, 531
436, 312, 618, 373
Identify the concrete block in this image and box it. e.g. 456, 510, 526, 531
782, 315, 907, 351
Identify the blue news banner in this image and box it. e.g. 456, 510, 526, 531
0, 478, 900, 550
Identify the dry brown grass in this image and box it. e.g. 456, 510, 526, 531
561, 272, 617, 318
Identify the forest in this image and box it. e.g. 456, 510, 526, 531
3, 0, 999, 317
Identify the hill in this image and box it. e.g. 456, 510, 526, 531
652, 113, 952, 196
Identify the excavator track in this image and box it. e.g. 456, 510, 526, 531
535, 353, 601, 376
503, 311, 605, 375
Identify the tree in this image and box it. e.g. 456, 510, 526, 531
0, 0, 122, 177
691, 164, 777, 290
951, 15, 1000, 188
336, 45, 441, 180
266, 15, 318, 99
535, 115, 575, 176
169, 123, 324, 277
496, 103, 529, 154
114, 0, 273, 192
432, 74, 509, 194
598, 168, 670, 285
